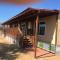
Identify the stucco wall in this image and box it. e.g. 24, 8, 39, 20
38, 15, 57, 45
57, 12, 60, 45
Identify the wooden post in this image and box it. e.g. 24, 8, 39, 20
35, 15, 39, 58
55, 14, 58, 53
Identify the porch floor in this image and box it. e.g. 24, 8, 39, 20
26, 48, 55, 58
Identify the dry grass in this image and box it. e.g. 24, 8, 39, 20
0, 36, 60, 60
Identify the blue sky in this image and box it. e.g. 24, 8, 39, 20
0, 0, 60, 23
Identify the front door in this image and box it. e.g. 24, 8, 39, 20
20, 22, 27, 36
20, 21, 35, 48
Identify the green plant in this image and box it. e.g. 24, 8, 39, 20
39, 42, 43, 48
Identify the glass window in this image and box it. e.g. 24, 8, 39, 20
27, 22, 33, 35
38, 22, 46, 35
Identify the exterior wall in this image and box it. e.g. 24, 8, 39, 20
38, 15, 57, 52
1, 33, 19, 47
38, 15, 57, 45
5, 35, 16, 44
0, 27, 20, 47
57, 12, 60, 45
0, 29, 5, 37
56, 12, 60, 55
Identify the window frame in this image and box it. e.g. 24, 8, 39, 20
38, 21, 46, 36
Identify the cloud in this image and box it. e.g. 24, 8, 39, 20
0, 0, 46, 5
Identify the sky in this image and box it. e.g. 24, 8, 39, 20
0, 0, 60, 23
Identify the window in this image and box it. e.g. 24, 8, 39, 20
27, 22, 33, 35
28, 22, 32, 29
38, 22, 46, 35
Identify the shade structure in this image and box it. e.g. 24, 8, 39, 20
0, 0, 44, 5
2, 7, 58, 25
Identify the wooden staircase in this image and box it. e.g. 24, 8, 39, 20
23, 36, 33, 49
18, 27, 33, 49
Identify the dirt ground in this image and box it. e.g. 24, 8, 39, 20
0, 36, 60, 60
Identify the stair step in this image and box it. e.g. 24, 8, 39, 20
23, 39, 32, 41
22, 37, 33, 48
25, 45, 32, 48
23, 39, 30, 41
23, 41, 32, 43
23, 42, 33, 45
23, 42, 32, 45
24, 44, 32, 45
23, 40, 30, 42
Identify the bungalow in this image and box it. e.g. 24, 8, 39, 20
2, 8, 60, 55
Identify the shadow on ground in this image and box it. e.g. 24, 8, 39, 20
0, 43, 28, 60
0, 43, 56, 60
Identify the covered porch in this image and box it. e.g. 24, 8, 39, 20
2, 8, 58, 58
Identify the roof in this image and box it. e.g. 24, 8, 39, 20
2, 7, 59, 25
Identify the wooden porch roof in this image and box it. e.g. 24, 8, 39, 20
2, 7, 59, 25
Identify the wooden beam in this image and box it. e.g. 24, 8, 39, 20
35, 15, 39, 58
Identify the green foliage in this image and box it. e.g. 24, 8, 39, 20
37, 42, 43, 48
49, 44, 55, 51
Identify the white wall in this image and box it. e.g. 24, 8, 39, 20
57, 12, 60, 45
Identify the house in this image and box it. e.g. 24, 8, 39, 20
2, 8, 60, 54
